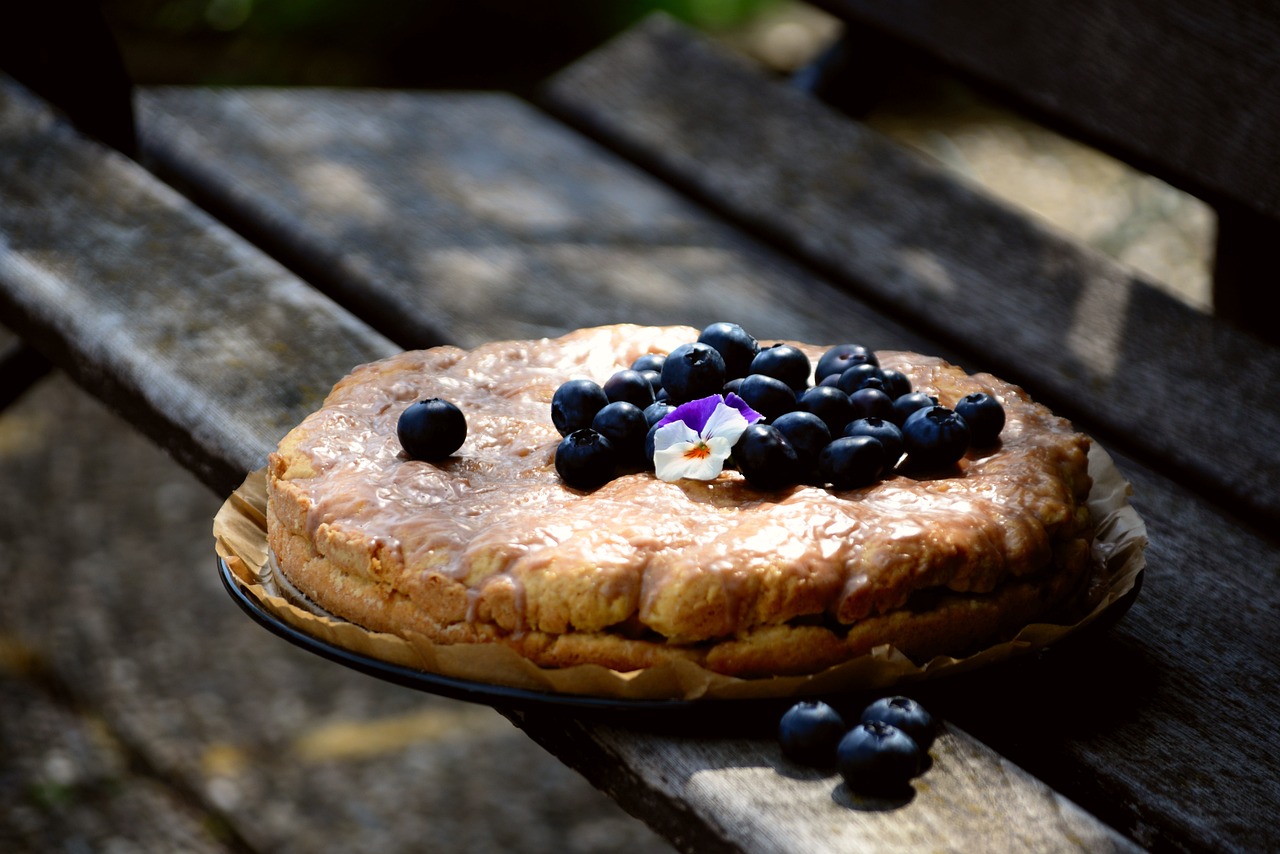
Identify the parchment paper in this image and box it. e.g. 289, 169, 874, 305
213, 444, 1146, 701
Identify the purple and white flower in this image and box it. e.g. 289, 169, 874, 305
652, 393, 763, 482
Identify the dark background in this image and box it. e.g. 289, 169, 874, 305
102, 0, 779, 90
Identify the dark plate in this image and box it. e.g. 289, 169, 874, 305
218, 555, 1142, 728
217, 555, 759, 722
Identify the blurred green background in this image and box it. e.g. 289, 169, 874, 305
100, 0, 789, 90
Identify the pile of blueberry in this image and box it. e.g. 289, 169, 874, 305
551, 321, 1004, 490
778, 696, 937, 796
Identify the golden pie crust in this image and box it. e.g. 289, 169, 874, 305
266, 324, 1094, 678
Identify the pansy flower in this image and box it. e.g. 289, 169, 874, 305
652, 393, 763, 482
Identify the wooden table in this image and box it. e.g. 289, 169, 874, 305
3, 14, 1277, 853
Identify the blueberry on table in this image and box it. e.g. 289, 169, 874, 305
890, 391, 938, 426
552, 379, 609, 436
860, 696, 937, 750
955, 392, 1005, 447
798, 385, 855, 436
818, 435, 887, 489
631, 352, 666, 375
847, 387, 895, 422
697, 321, 759, 380
734, 423, 800, 490
638, 370, 664, 397
771, 411, 831, 475
603, 369, 657, 408
901, 405, 971, 470
397, 398, 467, 461
555, 428, 618, 490
880, 368, 912, 400
591, 401, 649, 466
835, 362, 884, 395
816, 344, 878, 383
749, 344, 811, 393
662, 342, 727, 403
643, 400, 676, 428
778, 700, 848, 767
837, 721, 924, 796
843, 416, 904, 470
737, 373, 797, 422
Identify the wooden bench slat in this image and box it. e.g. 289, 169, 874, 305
510, 711, 1142, 854
808, 0, 1280, 222
0, 75, 396, 495
539, 14, 1280, 530
136, 86, 941, 357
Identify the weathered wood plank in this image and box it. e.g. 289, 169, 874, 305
510, 712, 1143, 854
807, 0, 1280, 222
5, 75, 1140, 852
0, 74, 396, 494
0, 326, 50, 410
539, 14, 1280, 530
136, 86, 936, 356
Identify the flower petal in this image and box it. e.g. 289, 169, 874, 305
652, 419, 700, 453
724, 392, 763, 425
656, 394, 723, 434
700, 401, 749, 446
655, 441, 726, 481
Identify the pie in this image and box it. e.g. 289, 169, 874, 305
265, 324, 1094, 678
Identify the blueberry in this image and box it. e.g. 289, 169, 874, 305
603, 369, 656, 408
397, 398, 467, 461
698, 322, 759, 380
644, 420, 662, 470
847, 387, 895, 422
733, 423, 800, 490
555, 429, 617, 490
818, 435, 887, 490
901, 405, 971, 469
642, 401, 676, 428
778, 701, 847, 767
835, 362, 884, 395
749, 344, 811, 393
631, 352, 666, 375
816, 344, 878, 384
662, 342, 727, 404
771, 411, 831, 475
860, 696, 937, 750
551, 379, 609, 436
638, 370, 664, 396
591, 401, 649, 466
843, 417, 904, 469
798, 385, 855, 436
890, 391, 938, 426
880, 369, 912, 400
722, 377, 744, 396
955, 392, 1005, 447
737, 373, 797, 422
837, 721, 923, 796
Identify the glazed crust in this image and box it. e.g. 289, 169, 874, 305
266, 325, 1094, 677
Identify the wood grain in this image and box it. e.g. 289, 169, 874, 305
539, 13, 1280, 531
136, 86, 939, 358
808, 0, 1280, 221
510, 714, 1143, 854
0, 75, 396, 494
